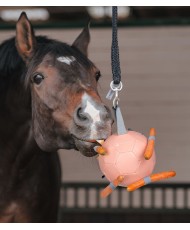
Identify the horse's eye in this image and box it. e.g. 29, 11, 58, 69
95, 71, 101, 81
33, 74, 44, 85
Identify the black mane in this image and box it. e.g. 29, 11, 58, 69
0, 37, 24, 95
0, 37, 24, 77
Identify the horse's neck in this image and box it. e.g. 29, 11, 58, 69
0, 83, 31, 146
0, 84, 37, 187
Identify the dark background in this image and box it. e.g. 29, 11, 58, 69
0, 6, 190, 28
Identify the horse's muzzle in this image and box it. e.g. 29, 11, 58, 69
71, 94, 113, 157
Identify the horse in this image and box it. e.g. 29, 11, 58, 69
0, 12, 113, 222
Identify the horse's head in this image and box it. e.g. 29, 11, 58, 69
15, 12, 113, 157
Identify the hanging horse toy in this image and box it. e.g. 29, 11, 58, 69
94, 7, 176, 198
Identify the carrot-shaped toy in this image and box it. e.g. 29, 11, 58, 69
101, 176, 124, 198
127, 171, 176, 192
144, 128, 156, 160
94, 146, 106, 155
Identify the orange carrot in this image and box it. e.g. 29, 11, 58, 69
150, 171, 176, 182
127, 171, 176, 192
94, 146, 106, 155
127, 179, 146, 192
144, 128, 156, 160
101, 176, 124, 198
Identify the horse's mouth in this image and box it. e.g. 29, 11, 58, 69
72, 135, 97, 143
71, 134, 104, 157
71, 134, 105, 144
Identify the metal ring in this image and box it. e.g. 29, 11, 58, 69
110, 81, 123, 91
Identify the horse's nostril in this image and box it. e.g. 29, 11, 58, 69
77, 108, 88, 121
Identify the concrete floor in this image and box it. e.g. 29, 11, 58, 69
1, 25, 190, 183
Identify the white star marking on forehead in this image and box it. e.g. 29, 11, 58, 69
57, 56, 76, 65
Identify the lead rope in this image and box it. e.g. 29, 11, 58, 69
106, 6, 127, 135
111, 6, 121, 85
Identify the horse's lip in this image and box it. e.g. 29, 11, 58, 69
71, 134, 105, 144
71, 134, 97, 143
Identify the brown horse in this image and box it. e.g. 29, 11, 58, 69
0, 12, 112, 222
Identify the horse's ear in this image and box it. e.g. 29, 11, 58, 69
72, 22, 90, 57
15, 12, 36, 62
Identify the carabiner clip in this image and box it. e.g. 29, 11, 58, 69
110, 81, 123, 109
113, 90, 119, 108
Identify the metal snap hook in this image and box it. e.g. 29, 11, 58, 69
110, 81, 123, 108
113, 95, 119, 108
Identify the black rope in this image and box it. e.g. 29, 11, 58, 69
111, 6, 121, 85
